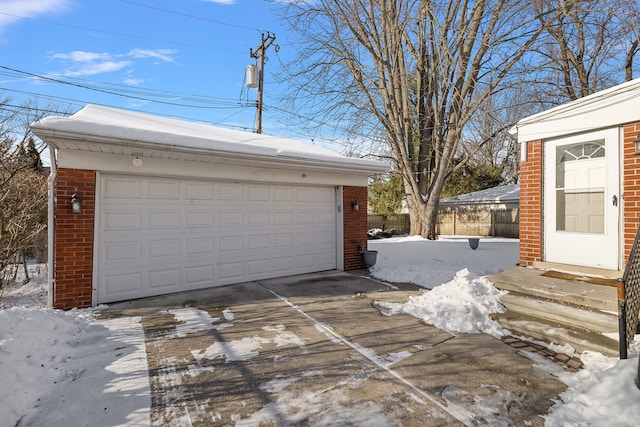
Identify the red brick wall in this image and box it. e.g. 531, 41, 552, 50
343, 186, 368, 270
53, 168, 96, 309
519, 139, 544, 267
623, 122, 640, 264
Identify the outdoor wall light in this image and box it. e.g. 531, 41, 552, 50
132, 153, 143, 167
71, 193, 81, 213
634, 133, 640, 155
351, 200, 359, 211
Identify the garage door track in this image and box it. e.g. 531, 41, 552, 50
100, 271, 567, 426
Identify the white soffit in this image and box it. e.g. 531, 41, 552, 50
511, 77, 640, 142
30, 104, 388, 176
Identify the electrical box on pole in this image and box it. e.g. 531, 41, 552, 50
249, 32, 277, 134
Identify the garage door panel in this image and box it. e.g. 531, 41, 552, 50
103, 210, 141, 230
248, 210, 269, 226
184, 210, 215, 228
218, 262, 244, 280
272, 187, 294, 201
247, 184, 269, 201
218, 210, 243, 226
147, 180, 180, 199
274, 233, 295, 249
184, 182, 214, 200
148, 239, 180, 258
247, 234, 270, 252
247, 259, 270, 276
97, 175, 337, 303
186, 265, 215, 285
103, 272, 143, 298
103, 241, 142, 264
218, 183, 243, 200
148, 210, 180, 229
102, 176, 141, 199
185, 237, 214, 256
218, 235, 244, 253
148, 269, 180, 290
295, 188, 316, 202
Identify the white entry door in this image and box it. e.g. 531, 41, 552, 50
544, 128, 620, 269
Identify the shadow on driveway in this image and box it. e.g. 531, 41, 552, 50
99, 270, 566, 426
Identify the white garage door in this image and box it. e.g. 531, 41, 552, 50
96, 174, 337, 303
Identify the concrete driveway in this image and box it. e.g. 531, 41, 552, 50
100, 271, 568, 426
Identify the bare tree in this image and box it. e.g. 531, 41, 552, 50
0, 98, 50, 297
280, 0, 566, 238
533, 0, 640, 102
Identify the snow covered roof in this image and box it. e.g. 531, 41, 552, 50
510, 77, 640, 142
440, 184, 519, 205
30, 105, 388, 175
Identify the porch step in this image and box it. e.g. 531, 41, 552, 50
489, 267, 621, 356
489, 266, 618, 312
500, 293, 618, 334
494, 309, 619, 357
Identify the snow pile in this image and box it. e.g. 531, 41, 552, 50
544, 351, 640, 426
376, 268, 508, 338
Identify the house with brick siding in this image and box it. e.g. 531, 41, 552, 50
512, 78, 640, 273
31, 105, 387, 309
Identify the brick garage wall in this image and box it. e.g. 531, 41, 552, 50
343, 186, 368, 270
519, 139, 544, 266
623, 121, 640, 264
53, 168, 96, 309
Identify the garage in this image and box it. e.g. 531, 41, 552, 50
97, 174, 337, 303
31, 104, 387, 308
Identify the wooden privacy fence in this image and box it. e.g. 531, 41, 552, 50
368, 208, 519, 238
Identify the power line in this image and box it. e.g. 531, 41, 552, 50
0, 11, 238, 53
0, 65, 255, 110
0, 68, 246, 107
117, 0, 267, 33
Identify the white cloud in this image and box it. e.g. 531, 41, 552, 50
0, 0, 71, 31
47, 48, 178, 78
128, 48, 178, 64
51, 51, 113, 63
200, 0, 236, 4
63, 61, 132, 77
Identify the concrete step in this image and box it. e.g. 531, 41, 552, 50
489, 266, 621, 356
500, 293, 618, 334
489, 266, 618, 312
494, 309, 620, 357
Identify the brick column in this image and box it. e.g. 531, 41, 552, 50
53, 168, 96, 309
623, 122, 640, 265
519, 139, 543, 267
343, 186, 368, 270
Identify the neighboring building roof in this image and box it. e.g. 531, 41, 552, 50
510, 77, 640, 142
31, 104, 388, 176
440, 184, 519, 205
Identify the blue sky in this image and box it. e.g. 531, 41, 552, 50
0, 0, 309, 138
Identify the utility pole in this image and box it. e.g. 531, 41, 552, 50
250, 32, 277, 134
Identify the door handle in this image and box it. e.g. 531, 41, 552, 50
612, 194, 618, 207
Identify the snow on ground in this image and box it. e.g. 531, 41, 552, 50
0, 264, 150, 427
369, 235, 517, 288
369, 236, 640, 427
0, 236, 638, 426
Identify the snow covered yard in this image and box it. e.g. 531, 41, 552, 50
0, 236, 638, 426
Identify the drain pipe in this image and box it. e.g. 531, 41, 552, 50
46, 145, 57, 308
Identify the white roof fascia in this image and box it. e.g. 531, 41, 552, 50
31, 105, 388, 176
511, 78, 640, 142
